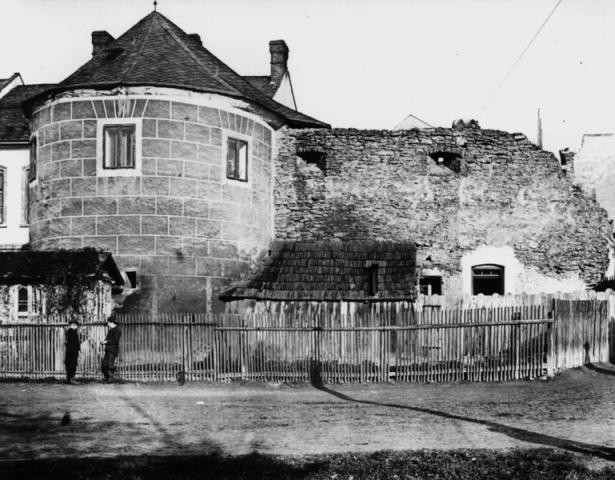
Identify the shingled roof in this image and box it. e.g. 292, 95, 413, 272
0, 249, 124, 286
29, 11, 328, 129
220, 240, 417, 302
0, 74, 20, 92
0, 84, 54, 143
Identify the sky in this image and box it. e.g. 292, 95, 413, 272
1, 0, 614, 154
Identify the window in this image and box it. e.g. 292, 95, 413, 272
16, 285, 42, 317
103, 124, 136, 169
297, 149, 327, 173
126, 270, 138, 289
0, 167, 4, 225
472, 264, 504, 295
29, 136, 37, 182
429, 151, 462, 173
226, 138, 248, 181
366, 264, 379, 296
17, 286, 28, 313
419, 276, 442, 295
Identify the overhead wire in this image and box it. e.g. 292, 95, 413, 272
477, 0, 564, 117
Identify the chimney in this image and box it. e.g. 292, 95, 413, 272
91, 31, 115, 56
269, 40, 289, 84
188, 34, 202, 46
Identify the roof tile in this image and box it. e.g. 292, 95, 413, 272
32, 12, 328, 129
220, 240, 417, 302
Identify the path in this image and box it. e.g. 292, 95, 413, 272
1, 365, 615, 461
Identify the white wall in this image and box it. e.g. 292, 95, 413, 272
574, 134, 615, 219
460, 245, 585, 296
0, 148, 29, 247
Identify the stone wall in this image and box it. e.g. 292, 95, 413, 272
274, 126, 610, 293
29, 91, 273, 313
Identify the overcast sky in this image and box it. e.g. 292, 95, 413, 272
1, 0, 613, 154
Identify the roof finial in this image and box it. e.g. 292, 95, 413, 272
153, 0, 158, 11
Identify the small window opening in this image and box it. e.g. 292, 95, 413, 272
298, 150, 327, 173
29, 136, 37, 182
226, 138, 248, 181
472, 264, 504, 295
0, 167, 5, 225
126, 271, 138, 289
367, 264, 379, 296
103, 124, 136, 169
429, 151, 462, 173
419, 276, 442, 295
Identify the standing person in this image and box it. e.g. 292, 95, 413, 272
65, 320, 81, 384
101, 314, 121, 382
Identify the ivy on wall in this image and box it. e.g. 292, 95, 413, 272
2, 247, 108, 315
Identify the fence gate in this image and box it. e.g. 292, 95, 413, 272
553, 299, 609, 370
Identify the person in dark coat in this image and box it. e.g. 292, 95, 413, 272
65, 320, 81, 384
101, 314, 121, 382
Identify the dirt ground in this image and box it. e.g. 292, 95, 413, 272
1, 364, 615, 463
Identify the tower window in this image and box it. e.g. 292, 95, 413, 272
103, 124, 136, 169
472, 264, 504, 295
226, 138, 248, 182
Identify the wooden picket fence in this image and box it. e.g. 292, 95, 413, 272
0, 300, 610, 383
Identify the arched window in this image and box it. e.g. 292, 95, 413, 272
17, 286, 29, 314
472, 264, 504, 295
16, 285, 42, 318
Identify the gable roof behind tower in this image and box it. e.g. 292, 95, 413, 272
29, 11, 328, 129
0, 84, 55, 144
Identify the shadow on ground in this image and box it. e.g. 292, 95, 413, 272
2, 448, 615, 480
0, 452, 322, 480
313, 379, 615, 462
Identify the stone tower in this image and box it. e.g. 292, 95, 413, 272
25, 11, 328, 313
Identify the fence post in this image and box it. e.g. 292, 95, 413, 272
239, 317, 246, 380
212, 324, 220, 382
547, 299, 556, 377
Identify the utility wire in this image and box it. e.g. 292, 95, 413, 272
477, 0, 563, 117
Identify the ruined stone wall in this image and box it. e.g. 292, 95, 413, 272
274, 127, 610, 293
29, 90, 273, 313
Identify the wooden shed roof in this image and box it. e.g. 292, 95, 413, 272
220, 240, 417, 302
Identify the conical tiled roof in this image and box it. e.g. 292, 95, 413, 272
31, 11, 328, 129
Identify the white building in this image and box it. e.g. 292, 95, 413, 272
0, 75, 52, 248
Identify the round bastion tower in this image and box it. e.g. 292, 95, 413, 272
25, 12, 328, 313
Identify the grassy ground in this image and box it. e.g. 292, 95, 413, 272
2, 448, 614, 479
